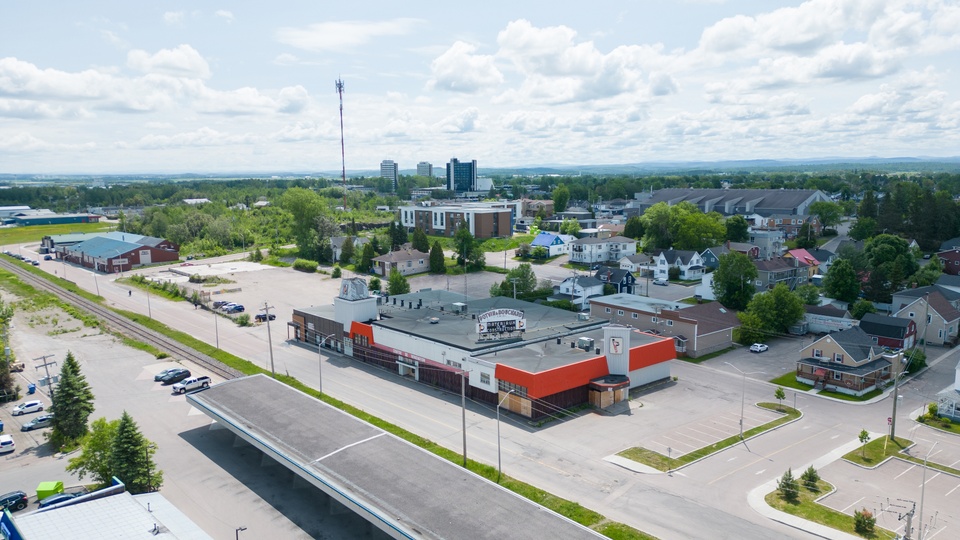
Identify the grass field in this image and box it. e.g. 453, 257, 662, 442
765, 479, 895, 539
0, 222, 115, 246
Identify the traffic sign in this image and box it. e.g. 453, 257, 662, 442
888, 417, 892, 425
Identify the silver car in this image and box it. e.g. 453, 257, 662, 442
21, 414, 54, 431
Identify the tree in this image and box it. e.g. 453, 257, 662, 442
357, 243, 375, 273
850, 299, 877, 320
559, 218, 581, 236
777, 468, 799, 503
50, 351, 96, 447
411, 227, 430, 253
858, 190, 878, 220
280, 188, 324, 259
623, 216, 644, 240
66, 417, 119, 486
809, 201, 844, 230
794, 222, 817, 249
387, 268, 410, 295
910, 254, 941, 287
388, 222, 408, 251
858, 429, 870, 458
429, 241, 446, 273
794, 284, 821, 305
552, 184, 570, 213
743, 284, 804, 335
736, 311, 767, 345
854, 508, 876, 534
725, 215, 750, 242
673, 211, 726, 252
800, 466, 820, 492
848, 217, 877, 241
774, 387, 786, 410
531, 246, 548, 259
368, 276, 381, 291
109, 411, 162, 494
712, 252, 758, 310
453, 222, 475, 266
339, 237, 355, 265
862, 234, 918, 302
492, 263, 538, 297
822, 259, 859, 303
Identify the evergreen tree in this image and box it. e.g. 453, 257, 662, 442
429, 241, 446, 274
858, 190, 878, 219
777, 468, 800, 503
339, 237, 355, 265
109, 411, 162, 494
357, 243, 375, 273
411, 227, 430, 253
454, 222, 475, 266
50, 351, 95, 446
387, 268, 410, 295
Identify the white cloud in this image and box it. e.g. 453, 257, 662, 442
163, 11, 184, 25
129, 127, 256, 149
0, 132, 48, 152
127, 45, 211, 79
277, 85, 309, 114
436, 107, 480, 132
215, 10, 234, 23
428, 42, 503, 93
276, 18, 422, 52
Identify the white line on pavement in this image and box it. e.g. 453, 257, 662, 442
894, 465, 917, 479
840, 496, 865, 513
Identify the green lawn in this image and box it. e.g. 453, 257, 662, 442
844, 436, 960, 476
818, 388, 883, 402
680, 346, 735, 364
0, 222, 115, 246
917, 414, 960, 435
618, 403, 800, 471
768, 372, 812, 391
765, 479, 895, 539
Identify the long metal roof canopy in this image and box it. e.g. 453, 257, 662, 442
187, 374, 603, 540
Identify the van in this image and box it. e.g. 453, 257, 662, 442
0, 434, 15, 454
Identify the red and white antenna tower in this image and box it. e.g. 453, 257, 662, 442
336, 77, 347, 211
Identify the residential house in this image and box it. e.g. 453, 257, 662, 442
938, 249, 960, 276
936, 359, 960, 420
589, 293, 740, 358
569, 236, 637, 264
783, 248, 821, 280
372, 248, 430, 277
550, 276, 605, 310
892, 290, 960, 346
936, 274, 960, 295
700, 242, 760, 270
331, 236, 369, 264
795, 326, 903, 396
803, 304, 856, 334
753, 214, 822, 238
749, 228, 786, 259
619, 253, 653, 274
940, 237, 960, 251
858, 313, 917, 350
653, 249, 705, 281
530, 232, 574, 257
695, 273, 716, 301
753, 257, 808, 290
594, 268, 636, 295
522, 199, 554, 217
806, 248, 837, 274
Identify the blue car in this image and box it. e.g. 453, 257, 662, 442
224, 304, 245, 314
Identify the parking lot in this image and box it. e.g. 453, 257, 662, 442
643, 405, 783, 457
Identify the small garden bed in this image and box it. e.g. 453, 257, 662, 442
765, 478, 895, 539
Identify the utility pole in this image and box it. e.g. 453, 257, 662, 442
890, 348, 916, 442
336, 78, 347, 212
461, 369, 467, 467
922, 293, 930, 356
509, 278, 519, 300
261, 303, 276, 376
34, 355, 58, 402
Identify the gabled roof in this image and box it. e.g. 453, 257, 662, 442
895, 285, 960, 303
702, 245, 729, 257
656, 249, 698, 265
928, 291, 960, 322
936, 274, 960, 289
636, 188, 826, 215
571, 235, 635, 245
804, 304, 850, 318
754, 257, 807, 272
786, 248, 820, 266
620, 253, 652, 264
940, 237, 960, 251
677, 302, 741, 335
372, 249, 429, 263
728, 242, 757, 253
531, 232, 561, 247
823, 326, 876, 362
806, 248, 836, 262
331, 236, 369, 249
66, 236, 142, 259
562, 276, 604, 288
859, 313, 913, 339
594, 268, 633, 284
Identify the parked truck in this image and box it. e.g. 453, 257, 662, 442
171, 376, 211, 394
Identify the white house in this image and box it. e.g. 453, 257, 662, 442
653, 249, 705, 281
937, 359, 960, 420
569, 236, 637, 264
549, 276, 605, 310
696, 273, 716, 301
619, 253, 653, 274
529, 232, 576, 257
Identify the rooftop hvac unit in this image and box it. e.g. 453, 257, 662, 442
452, 302, 467, 314
577, 337, 594, 351
577, 313, 589, 321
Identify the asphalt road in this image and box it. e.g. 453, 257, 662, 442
6, 242, 960, 539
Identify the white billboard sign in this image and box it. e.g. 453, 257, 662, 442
476, 308, 526, 335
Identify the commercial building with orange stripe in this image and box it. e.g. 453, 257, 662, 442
294, 280, 675, 419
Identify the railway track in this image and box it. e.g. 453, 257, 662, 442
0, 257, 240, 381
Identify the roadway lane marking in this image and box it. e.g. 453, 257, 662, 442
947, 483, 960, 496
830, 434, 840, 439
894, 465, 917, 479
919, 472, 941, 487
755, 469, 766, 475
841, 496, 865, 513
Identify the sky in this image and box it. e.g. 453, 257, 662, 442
1, 0, 958, 175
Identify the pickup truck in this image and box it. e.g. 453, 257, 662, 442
171, 376, 211, 394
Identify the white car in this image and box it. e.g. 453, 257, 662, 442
12, 400, 44, 416
0, 434, 14, 454
749, 343, 769, 353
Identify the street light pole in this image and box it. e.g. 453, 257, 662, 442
235, 527, 247, 540
213, 309, 219, 349
461, 369, 467, 467
317, 333, 336, 396
497, 389, 514, 482
724, 362, 763, 440
918, 441, 938, 540
260, 303, 275, 376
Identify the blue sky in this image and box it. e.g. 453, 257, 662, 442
1, 1, 958, 174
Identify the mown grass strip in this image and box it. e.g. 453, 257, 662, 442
768, 372, 812, 391
843, 436, 960, 476
680, 346, 735, 364
0, 267, 655, 539
818, 387, 883, 402
765, 479, 895, 539
618, 403, 801, 471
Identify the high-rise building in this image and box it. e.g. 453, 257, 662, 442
380, 160, 399, 192
446, 158, 477, 193
416, 161, 433, 177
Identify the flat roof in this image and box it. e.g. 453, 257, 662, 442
375, 295, 602, 352
590, 293, 691, 312
188, 375, 603, 540
479, 327, 662, 373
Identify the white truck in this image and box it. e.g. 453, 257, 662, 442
171, 376, 211, 394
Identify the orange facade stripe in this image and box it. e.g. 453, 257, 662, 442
629, 337, 676, 371
350, 321, 374, 342
496, 356, 609, 399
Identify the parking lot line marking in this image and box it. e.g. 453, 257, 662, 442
830, 434, 840, 439
946, 483, 960, 496
755, 469, 765, 475
695, 423, 731, 436
840, 496, 865, 513
926, 525, 947, 539
687, 426, 724, 441
950, 458, 960, 467
919, 472, 941, 487
659, 436, 699, 451
894, 465, 917, 479
727, 457, 736, 462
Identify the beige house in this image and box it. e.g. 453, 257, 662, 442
893, 290, 960, 346
795, 326, 903, 396
372, 249, 430, 277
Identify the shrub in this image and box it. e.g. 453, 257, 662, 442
906, 348, 927, 373
188, 274, 203, 283
235, 314, 251, 327
155, 352, 170, 359
292, 259, 318, 273
800, 466, 820, 492
368, 277, 381, 291
668, 266, 680, 280
777, 468, 799, 503
928, 402, 939, 418
853, 508, 875, 534
331, 266, 342, 278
